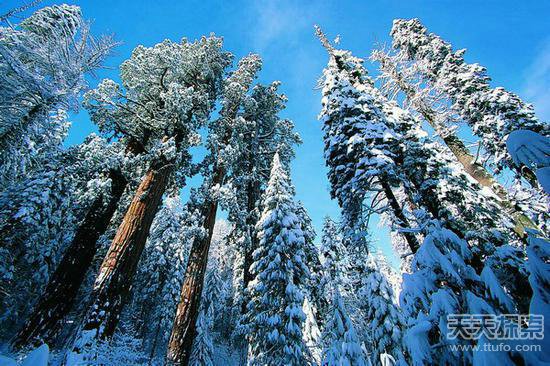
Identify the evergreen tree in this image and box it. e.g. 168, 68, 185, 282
246, 153, 309, 366
321, 289, 366, 366
221, 82, 300, 340
316, 26, 421, 254
0, 4, 114, 185
189, 309, 214, 366
71, 36, 232, 357
359, 254, 404, 365
371, 48, 537, 237
390, 18, 549, 185
316, 30, 527, 364
167, 54, 262, 364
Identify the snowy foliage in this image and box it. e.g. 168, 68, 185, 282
1, 8, 547, 366
0, 4, 114, 185
321, 289, 367, 366
506, 130, 550, 193
390, 18, 549, 176
317, 33, 531, 365
190, 309, 215, 366
359, 254, 405, 365
302, 297, 322, 365
0, 135, 125, 338
246, 153, 310, 366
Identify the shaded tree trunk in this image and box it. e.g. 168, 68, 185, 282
10, 138, 147, 350
73, 158, 172, 350
380, 179, 421, 254
11, 169, 127, 350
241, 180, 260, 315
166, 165, 225, 366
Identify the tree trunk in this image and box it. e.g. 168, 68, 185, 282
241, 180, 260, 315
166, 165, 225, 366
380, 180, 421, 254
10, 137, 148, 350
73, 158, 172, 350
11, 169, 127, 350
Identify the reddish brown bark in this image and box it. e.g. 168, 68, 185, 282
11, 169, 127, 350
166, 165, 225, 365
74, 158, 172, 347
10, 138, 148, 350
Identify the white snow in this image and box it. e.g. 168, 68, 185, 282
21, 345, 49, 366
535, 167, 550, 193
506, 130, 550, 169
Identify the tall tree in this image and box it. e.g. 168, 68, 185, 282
389, 18, 549, 186
223, 82, 300, 324
321, 289, 367, 366
70, 36, 232, 357
246, 153, 310, 366
0, 4, 114, 185
166, 54, 262, 365
316, 31, 528, 364
371, 49, 536, 236
316, 26, 421, 254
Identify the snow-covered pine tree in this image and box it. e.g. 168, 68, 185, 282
167, 54, 262, 365
321, 288, 366, 366
319, 216, 346, 293
316, 26, 421, 255
0, 4, 114, 186
316, 31, 528, 364
390, 18, 549, 186
71, 36, 233, 355
359, 254, 405, 365
246, 153, 310, 366
371, 48, 536, 237
189, 308, 214, 366
378, 77, 531, 366
220, 81, 300, 339
376, 70, 530, 366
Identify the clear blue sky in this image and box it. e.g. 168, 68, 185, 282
5, 0, 549, 266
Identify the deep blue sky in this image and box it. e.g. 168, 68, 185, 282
5, 0, 549, 265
